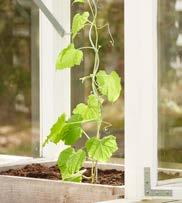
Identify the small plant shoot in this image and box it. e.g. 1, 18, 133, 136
44, 0, 122, 184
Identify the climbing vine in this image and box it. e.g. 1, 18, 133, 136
43, 0, 122, 184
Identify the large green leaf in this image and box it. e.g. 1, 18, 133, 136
58, 147, 86, 182
96, 70, 122, 103
72, 12, 89, 39
86, 135, 118, 162
56, 44, 83, 69
43, 114, 83, 146
66, 149, 86, 174
60, 114, 83, 145
43, 114, 66, 147
73, 0, 84, 3
73, 95, 101, 121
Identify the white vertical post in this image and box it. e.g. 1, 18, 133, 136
125, 0, 157, 199
40, 0, 70, 159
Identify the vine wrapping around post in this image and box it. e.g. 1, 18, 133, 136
43, 0, 121, 185
87, 0, 102, 183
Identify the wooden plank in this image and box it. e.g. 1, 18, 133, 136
0, 155, 33, 166
97, 200, 125, 203
97, 199, 182, 203
0, 160, 124, 203
0, 175, 124, 203
0, 158, 56, 171
0, 160, 124, 172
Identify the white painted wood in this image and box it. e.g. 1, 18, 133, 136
125, 0, 158, 199
97, 200, 166, 203
39, 0, 70, 159
0, 158, 55, 171
97, 200, 182, 203
97, 200, 124, 203
158, 178, 182, 186
125, 0, 182, 199
0, 155, 33, 166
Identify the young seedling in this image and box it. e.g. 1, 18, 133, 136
43, 0, 122, 184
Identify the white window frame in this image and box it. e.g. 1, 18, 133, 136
125, 0, 182, 200
39, 0, 70, 159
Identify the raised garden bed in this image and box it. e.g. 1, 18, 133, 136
0, 160, 124, 203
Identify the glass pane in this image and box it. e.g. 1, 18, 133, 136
71, 0, 124, 164
0, 1, 39, 156
158, 0, 182, 180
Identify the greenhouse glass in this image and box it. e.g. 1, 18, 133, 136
158, 0, 182, 179
0, 1, 39, 156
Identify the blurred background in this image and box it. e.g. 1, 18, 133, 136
1, 0, 182, 173
158, 0, 182, 170
0, 0, 39, 156
0, 0, 124, 159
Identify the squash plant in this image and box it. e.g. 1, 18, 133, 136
43, 0, 122, 184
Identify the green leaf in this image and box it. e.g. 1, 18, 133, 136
96, 70, 122, 102
43, 114, 83, 146
61, 114, 83, 145
72, 12, 89, 39
57, 147, 74, 170
56, 44, 83, 69
58, 147, 86, 182
67, 149, 86, 174
43, 114, 66, 146
73, 0, 84, 3
73, 95, 101, 121
86, 135, 118, 162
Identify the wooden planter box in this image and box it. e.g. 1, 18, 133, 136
0, 160, 124, 203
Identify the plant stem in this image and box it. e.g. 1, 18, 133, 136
82, 129, 90, 139
87, 0, 95, 17
83, 175, 92, 180
91, 160, 95, 183
97, 23, 114, 46
87, 0, 102, 184
78, 46, 95, 50
80, 74, 93, 83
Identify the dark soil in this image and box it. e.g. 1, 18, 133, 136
0, 164, 124, 186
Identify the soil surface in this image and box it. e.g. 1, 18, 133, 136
0, 164, 124, 186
